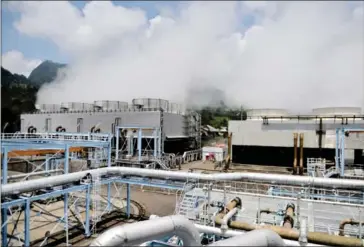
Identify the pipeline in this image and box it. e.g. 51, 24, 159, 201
207, 229, 285, 246
299, 133, 304, 176
5, 170, 64, 181
293, 133, 298, 175
215, 200, 364, 247
3, 167, 364, 196
89, 215, 200, 246
339, 218, 364, 236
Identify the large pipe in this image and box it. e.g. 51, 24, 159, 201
5, 170, 64, 181
193, 224, 325, 247
299, 133, 304, 176
339, 218, 364, 236
215, 205, 364, 246
293, 133, 298, 175
207, 229, 285, 246
2, 167, 364, 196
89, 215, 200, 246
221, 207, 238, 230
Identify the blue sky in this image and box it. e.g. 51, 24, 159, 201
1, 1, 178, 64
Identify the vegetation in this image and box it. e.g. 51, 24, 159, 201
28, 60, 66, 86
198, 104, 246, 129
1, 67, 39, 132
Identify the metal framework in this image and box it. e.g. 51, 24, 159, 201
115, 126, 162, 162
336, 127, 364, 177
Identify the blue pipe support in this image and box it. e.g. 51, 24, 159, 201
85, 184, 91, 236
340, 129, 345, 177
107, 139, 112, 211
137, 129, 142, 162
115, 128, 120, 160
64, 144, 69, 174
64, 193, 69, 231
24, 200, 31, 247
153, 129, 157, 157
335, 128, 339, 171
2, 147, 8, 185
45, 154, 50, 171
1, 208, 8, 247
127, 184, 131, 218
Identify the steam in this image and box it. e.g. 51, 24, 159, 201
9, 1, 364, 111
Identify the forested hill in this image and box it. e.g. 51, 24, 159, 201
1, 67, 39, 132
28, 60, 66, 86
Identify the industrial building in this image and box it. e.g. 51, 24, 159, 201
229, 107, 364, 169
20, 98, 201, 154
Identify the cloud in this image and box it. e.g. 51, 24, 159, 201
2, 50, 42, 77
9, 1, 364, 112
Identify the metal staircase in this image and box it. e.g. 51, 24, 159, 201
324, 166, 339, 178
151, 157, 170, 170
176, 187, 205, 220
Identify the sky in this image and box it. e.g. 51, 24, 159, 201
1, 1, 363, 111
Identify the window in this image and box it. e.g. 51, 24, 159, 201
45, 118, 52, 132
77, 118, 83, 133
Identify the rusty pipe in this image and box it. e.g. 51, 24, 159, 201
299, 133, 304, 176
283, 203, 295, 229
293, 133, 298, 175
339, 218, 364, 236
215, 205, 363, 246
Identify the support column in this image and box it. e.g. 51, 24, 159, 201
340, 129, 345, 176
153, 129, 157, 157
24, 200, 31, 247
2, 147, 8, 184
137, 129, 142, 162
115, 128, 120, 160
1, 207, 8, 247
64, 193, 69, 245
45, 154, 50, 172
335, 128, 339, 171
107, 140, 112, 211
85, 185, 91, 237
64, 144, 69, 174
126, 184, 131, 218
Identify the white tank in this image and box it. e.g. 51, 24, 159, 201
311, 107, 362, 116
61, 102, 94, 111
36, 104, 62, 112
132, 98, 170, 111
94, 100, 128, 111
246, 108, 289, 118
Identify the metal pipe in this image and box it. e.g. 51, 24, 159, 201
5, 170, 64, 181
215, 212, 364, 246
2, 167, 364, 196
194, 224, 325, 247
208, 229, 286, 246
293, 133, 298, 175
221, 207, 238, 230
339, 218, 364, 236
89, 215, 200, 246
299, 133, 304, 176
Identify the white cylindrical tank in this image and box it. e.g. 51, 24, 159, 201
132, 98, 170, 111
61, 102, 94, 111
94, 100, 128, 111
312, 107, 362, 116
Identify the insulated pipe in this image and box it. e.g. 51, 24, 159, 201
2, 167, 364, 196
299, 133, 304, 176
293, 133, 298, 175
193, 224, 325, 247
207, 229, 285, 246
89, 215, 200, 246
215, 215, 364, 246
339, 218, 364, 236
221, 207, 238, 230
6, 170, 64, 181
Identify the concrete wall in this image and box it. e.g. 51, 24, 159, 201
229, 119, 364, 149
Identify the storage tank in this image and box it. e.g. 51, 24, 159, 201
246, 109, 289, 119
61, 102, 94, 111
169, 102, 182, 114
132, 98, 169, 111
94, 100, 128, 111
35, 104, 62, 112
312, 107, 362, 116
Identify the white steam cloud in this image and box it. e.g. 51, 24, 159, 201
8, 1, 364, 111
